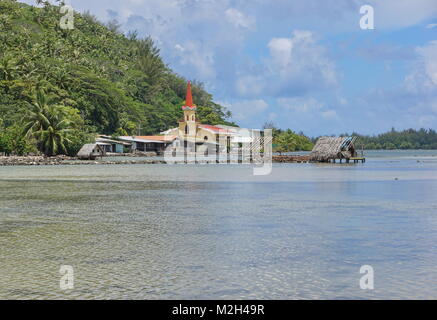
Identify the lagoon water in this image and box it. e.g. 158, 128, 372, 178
0, 150, 436, 299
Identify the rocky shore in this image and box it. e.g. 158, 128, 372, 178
105, 151, 158, 157
0, 154, 311, 166
272, 155, 311, 163
0, 156, 166, 166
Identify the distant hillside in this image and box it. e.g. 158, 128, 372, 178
0, 0, 234, 138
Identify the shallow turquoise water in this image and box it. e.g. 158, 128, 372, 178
0, 150, 436, 299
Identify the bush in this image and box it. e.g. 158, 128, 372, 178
65, 130, 95, 157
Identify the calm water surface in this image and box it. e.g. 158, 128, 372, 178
0, 150, 436, 299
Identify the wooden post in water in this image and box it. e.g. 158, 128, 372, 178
227, 136, 230, 164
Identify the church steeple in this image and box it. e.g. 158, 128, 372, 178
180, 81, 197, 137
182, 81, 196, 110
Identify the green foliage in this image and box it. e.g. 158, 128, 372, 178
64, 130, 94, 156
274, 130, 314, 153
23, 90, 75, 156
264, 122, 314, 153
354, 128, 437, 150
0, 125, 36, 156
0, 129, 13, 155
0, 0, 233, 154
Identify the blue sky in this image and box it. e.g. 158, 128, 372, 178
22, 0, 437, 135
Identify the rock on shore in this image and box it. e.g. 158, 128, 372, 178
272, 155, 311, 163
0, 156, 166, 166
1, 154, 311, 166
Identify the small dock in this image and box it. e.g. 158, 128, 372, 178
349, 157, 366, 163
330, 157, 366, 164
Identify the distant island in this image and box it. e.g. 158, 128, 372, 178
264, 123, 437, 152
352, 128, 437, 150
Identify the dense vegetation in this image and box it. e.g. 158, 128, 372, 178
263, 122, 314, 153
268, 126, 437, 154
353, 128, 437, 150
0, 0, 234, 156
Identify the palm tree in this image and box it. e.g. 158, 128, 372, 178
0, 56, 18, 81
24, 90, 72, 156
134, 37, 167, 102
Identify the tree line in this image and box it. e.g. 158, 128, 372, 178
265, 124, 437, 153
352, 128, 437, 150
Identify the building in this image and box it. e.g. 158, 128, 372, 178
161, 81, 234, 154
215, 125, 254, 145
310, 136, 363, 163
77, 144, 105, 160
117, 135, 177, 154
96, 136, 131, 154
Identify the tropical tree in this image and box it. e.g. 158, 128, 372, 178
0, 55, 19, 81
23, 90, 72, 156
0, 130, 13, 155
274, 131, 297, 155
273, 129, 314, 154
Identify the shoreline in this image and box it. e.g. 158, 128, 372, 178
0, 156, 166, 166
0, 155, 312, 166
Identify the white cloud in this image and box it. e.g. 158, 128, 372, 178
236, 30, 337, 97
405, 40, 437, 94
356, 40, 437, 132
174, 44, 184, 51
267, 37, 294, 67
268, 30, 336, 83
225, 8, 255, 30
173, 41, 216, 78
426, 23, 437, 29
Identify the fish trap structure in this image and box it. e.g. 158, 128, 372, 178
310, 136, 365, 163
77, 144, 105, 160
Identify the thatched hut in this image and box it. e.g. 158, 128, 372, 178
77, 144, 105, 160
310, 137, 357, 162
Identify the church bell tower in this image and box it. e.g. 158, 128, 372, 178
179, 81, 197, 139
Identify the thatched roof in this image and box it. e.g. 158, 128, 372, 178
310, 137, 356, 161
77, 144, 103, 158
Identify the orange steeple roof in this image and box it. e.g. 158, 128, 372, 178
182, 81, 196, 110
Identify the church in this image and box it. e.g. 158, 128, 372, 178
161, 81, 234, 154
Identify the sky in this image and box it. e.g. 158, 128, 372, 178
21, 0, 437, 135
